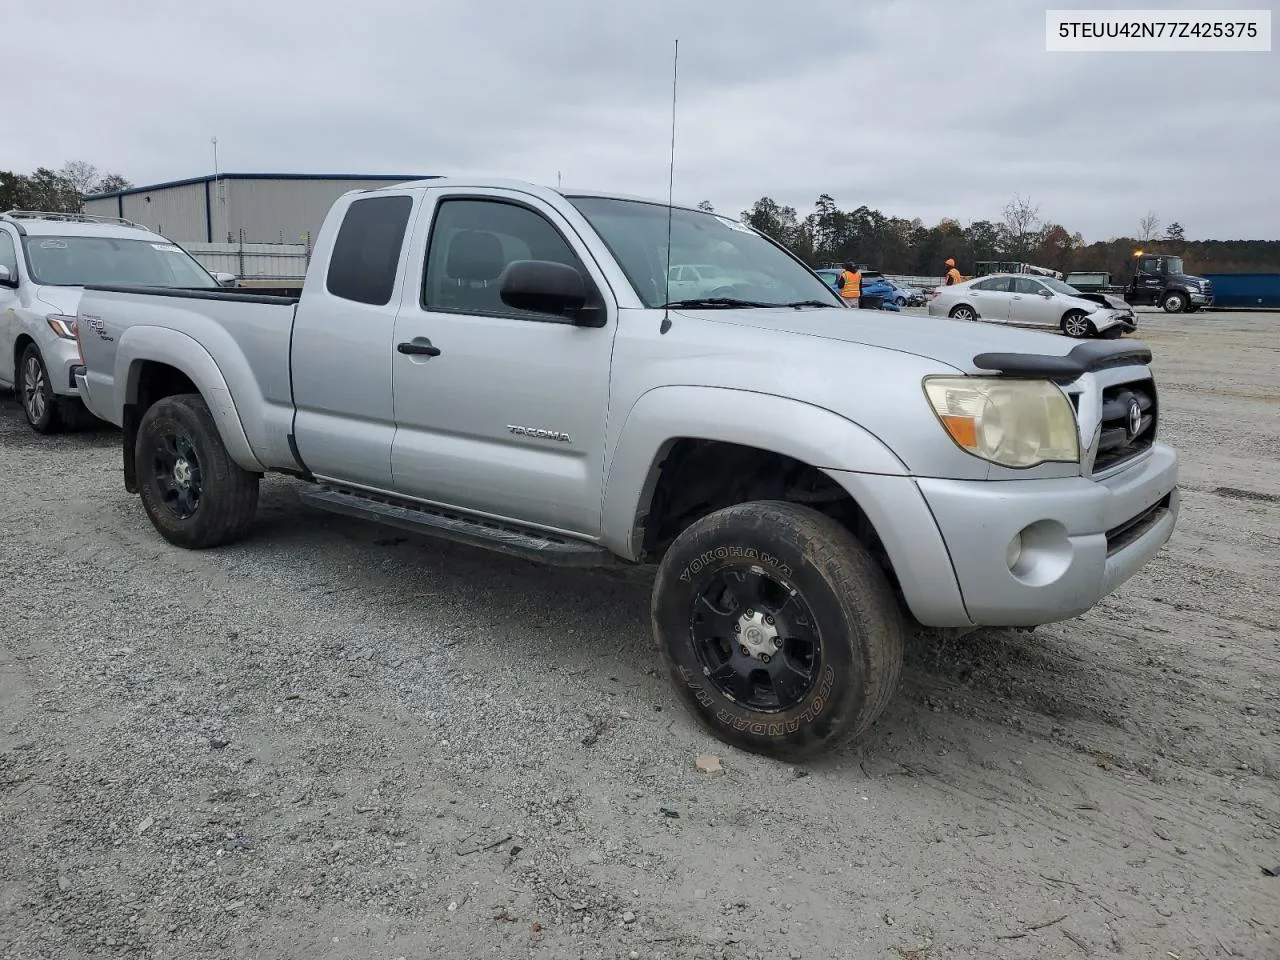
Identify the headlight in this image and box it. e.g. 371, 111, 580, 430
923, 377, 1079, 468
46, 314, 78, 339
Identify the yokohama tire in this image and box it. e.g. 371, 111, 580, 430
135, 393, 259, 549
651, 500, 905, 760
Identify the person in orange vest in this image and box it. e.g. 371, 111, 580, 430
837, 261, 862, 304
944, 258, 962, 285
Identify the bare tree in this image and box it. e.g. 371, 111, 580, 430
1001, 193, 1041, 257
59, 160, 100, 197
696, 200, 714, 212
1138, 210, 1161, 242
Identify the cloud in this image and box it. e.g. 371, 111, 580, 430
6, 0, 1276, 240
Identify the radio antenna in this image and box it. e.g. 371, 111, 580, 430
660, 38, 679, 335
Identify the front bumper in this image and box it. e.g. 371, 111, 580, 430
75, 369, 110, 421
1190, 291, 1213, 306
44, 337, 83, 397
915, 443, 1179, 627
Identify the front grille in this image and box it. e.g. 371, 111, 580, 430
1093, 377, 1157, 473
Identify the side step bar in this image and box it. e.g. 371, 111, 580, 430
297, 483, 617, 568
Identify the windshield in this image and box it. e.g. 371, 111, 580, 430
1041, 277, 1083, 296
22, 236, 217, 288
567, 197, 841, 308
1164, 257, 1184, 275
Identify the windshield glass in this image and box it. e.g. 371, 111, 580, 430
1041, 277, 1082, 296
1164, 257, 1184, 275
567, 197, 840, 308
22, 236, 217, 288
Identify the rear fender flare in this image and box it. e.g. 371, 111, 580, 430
600, 386, 908, 559
117, 325, 265, 473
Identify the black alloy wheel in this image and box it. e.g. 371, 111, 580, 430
689, 564, 821, 712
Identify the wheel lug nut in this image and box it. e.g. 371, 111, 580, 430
773, 637, 782, 649
739, 645, 749, 657
745, 609, 754, 618
760, 654, 771, 664
733, 623, 740, 632
765, 615, 774, 625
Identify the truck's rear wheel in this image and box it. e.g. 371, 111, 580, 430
1163, 292, 1187, 313
135, 393, 259, 549
651, 500, 905, 760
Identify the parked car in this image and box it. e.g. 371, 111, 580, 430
666, 262, 737, 299
813, 269, 902, 311
0, 210, 234, 433
928, 272, 1137, 338
881, 279, 926, 307
73, 178, 1179, 760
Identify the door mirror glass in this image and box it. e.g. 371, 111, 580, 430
500, 259, 592, 321
1040, 288, 1053, 297
0, 263, 14, 286
213, 272, 237, 286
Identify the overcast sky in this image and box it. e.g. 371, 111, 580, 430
8, 0, 1278, 241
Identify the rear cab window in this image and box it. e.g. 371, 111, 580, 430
326, 195, 414, 305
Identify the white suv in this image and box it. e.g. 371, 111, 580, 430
0, 210, 231, 433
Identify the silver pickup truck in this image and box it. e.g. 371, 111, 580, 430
74, 177, 1180, 759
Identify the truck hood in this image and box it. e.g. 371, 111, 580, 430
688, 306, 1082, 372
35, 286, 84, 316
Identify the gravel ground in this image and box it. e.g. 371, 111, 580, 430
2, 310, 1277, 960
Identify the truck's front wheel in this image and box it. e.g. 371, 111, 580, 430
1163, 291, 1187, 313
135, 393, 259, 549
651, 500, 905, 760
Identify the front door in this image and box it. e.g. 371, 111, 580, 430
389, 190, 618, 537
1009, 276, 1058, 327
1131, 256, 1165, 305
0, 229, 21, 387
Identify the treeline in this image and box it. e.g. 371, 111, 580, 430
720, 194, 1280, 278
0, 161, 132, 214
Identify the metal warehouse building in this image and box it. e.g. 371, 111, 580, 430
82, 172, 431, 246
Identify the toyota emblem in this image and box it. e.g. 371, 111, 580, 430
1127, 398, 1142, 438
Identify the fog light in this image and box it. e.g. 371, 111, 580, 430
1006, 532, 1023, 570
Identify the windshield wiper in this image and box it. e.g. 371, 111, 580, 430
662, 297, 775, 309
780, 299, 838, 308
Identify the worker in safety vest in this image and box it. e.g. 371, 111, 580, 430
837, 261, 861, 303
944, 258, 962, 285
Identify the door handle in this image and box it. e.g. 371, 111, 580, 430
397, 339, 441, 357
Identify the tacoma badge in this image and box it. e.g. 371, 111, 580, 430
507, 425, 572, 443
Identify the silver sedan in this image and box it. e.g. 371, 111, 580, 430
927, 273, 1137, 338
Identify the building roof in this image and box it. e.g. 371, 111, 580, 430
85, 172, 436, 201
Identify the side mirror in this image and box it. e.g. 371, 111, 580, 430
0, 264, 15, 287
213, 272, 237, 286
500, 259, 602, 326
1040, 288, 1053, 297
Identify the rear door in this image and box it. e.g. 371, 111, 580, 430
388, 188, 618, 536
968, 276, 1011, 321
290, 190, 418, 489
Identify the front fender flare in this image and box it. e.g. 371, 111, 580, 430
600, 386, 908, 558
117, 325, 265, 473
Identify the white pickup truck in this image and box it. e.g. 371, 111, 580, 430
73, 177, 1180, 759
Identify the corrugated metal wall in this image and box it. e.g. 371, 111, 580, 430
225, 178, 416, 245
89, 181, 210, 242
85, 177, 421, 247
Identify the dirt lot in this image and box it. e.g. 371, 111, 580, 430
2, 311, 1277, 960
